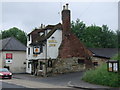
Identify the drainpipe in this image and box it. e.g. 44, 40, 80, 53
43, 30, 47, 77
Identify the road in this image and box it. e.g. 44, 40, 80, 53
1, 81, 61, 90
1, 81, 26, 88
0, 71, 110, 89
0, 72, 85, 89
13, 71, 84, 86
0, 80, 81, 90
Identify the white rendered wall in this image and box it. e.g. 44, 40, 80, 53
27, 29, 62, 60
1, 51, 26, 73
26, 29, 62, 73
47, 30, 62, 59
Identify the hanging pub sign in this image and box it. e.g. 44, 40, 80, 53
6, 53, 13, 63
33, 46, 40, 54
107, 60, 119, 72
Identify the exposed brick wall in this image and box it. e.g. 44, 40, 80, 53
62, 9, 71, 39
58, 32, 92, 58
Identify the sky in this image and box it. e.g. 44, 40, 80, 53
0, 0, 119, 34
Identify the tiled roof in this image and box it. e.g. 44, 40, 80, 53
28, 25, 57, 36
0, 37, 26, 51
89, 48, 118, 58
30, 23, 62, 45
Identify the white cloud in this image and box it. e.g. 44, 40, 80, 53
1, 1, 118, 33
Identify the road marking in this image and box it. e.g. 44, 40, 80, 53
68, 81, 74, 87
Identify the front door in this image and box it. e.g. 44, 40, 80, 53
33, 61, 38, 76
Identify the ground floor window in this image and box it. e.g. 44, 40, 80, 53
28, 62, 31, 68
39, 61, 43, 70
78, 59, 85, 64
4, 66, 9, 70
48, 60, 52, 67
93, 62, 98, 66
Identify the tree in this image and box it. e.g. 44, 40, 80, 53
71, 19, 86, 38
100, 25, 117, 48
71, 19, 118, 48
0, 32, 2, 39
116, 30, 120, 48
1, 27, 27, 45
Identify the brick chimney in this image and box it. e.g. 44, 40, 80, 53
58, 4, 92, 59
62, 4, 71, 39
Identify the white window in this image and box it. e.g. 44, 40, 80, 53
28, 35, 30, 41
39, 32, 44, 36
28, 48, 30, 55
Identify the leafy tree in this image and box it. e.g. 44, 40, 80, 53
71, 19, 118, 48
71, 19, 86, 38
116, 30, 120, 48
0, 32, 2, 39
101, 25, 117, 48
1, 27, 27, 45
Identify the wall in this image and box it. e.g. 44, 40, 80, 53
52, 57, 86, 74
91, 57, 108, 67
47, 29, 62, 59
26, 29, 62, 73
1, 51, 26, 73
27, 29, 62, 60
0, 51, 3, 68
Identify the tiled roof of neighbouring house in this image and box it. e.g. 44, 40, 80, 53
89, 48, 118, 59
0, 37, 26, 51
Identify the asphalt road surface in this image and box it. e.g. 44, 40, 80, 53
13, 71, 84, 86
1, 81, 47, 90
1, 81, 82, 90
0, 72, 85, 90
2, 81, 25, 88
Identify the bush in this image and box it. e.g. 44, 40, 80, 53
82, 54, 120, 87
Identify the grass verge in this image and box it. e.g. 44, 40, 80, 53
82, 54, 120, 87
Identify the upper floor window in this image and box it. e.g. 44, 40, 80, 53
40, 45, 43, 53
28, 48, 30, 55
28, 35, 30, 41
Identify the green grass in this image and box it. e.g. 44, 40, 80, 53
82, 54, 120, 87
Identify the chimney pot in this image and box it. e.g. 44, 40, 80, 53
40, 24, 44, 29
41, 23, 43, 27
44, 25, 45, 28
66, 3, 69, 10
63, 5, 65, 10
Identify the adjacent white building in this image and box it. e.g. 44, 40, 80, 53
0, 37, 26, 73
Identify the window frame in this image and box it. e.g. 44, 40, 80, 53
28, 48, 30, 55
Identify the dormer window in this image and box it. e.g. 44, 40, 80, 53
39, 32, 44, 36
